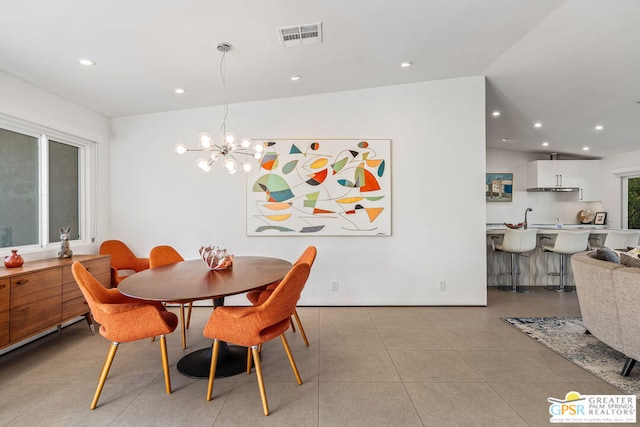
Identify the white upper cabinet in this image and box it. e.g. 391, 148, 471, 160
578, 160, 600, 201
527, 160, 581, 188
527, 160, 600, 200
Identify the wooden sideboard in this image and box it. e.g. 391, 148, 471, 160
0, 254, 110, 350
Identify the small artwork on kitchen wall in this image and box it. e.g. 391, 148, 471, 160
594, 212, 607, 225
486, 173, 513, 203
246, 139, 391, 236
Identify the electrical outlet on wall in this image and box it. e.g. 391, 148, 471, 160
331, 280, 339, 291
438, 280, 446, 291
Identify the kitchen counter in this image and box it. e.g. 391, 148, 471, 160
486, 227, 614, 289
486, 223, 607, 233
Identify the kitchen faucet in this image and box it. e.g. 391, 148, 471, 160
524, 208, 533, 229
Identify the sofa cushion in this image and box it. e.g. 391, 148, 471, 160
626, 246, 640, 257
620, 252, 640, 268
588, 247, 620, 263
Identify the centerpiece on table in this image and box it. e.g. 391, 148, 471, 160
199, 245, 234, 270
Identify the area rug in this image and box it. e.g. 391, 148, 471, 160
503, 317, 640, 396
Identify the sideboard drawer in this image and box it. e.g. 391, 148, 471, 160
62, 296, 89, 320
10, 269, 62, 342
62, 257, 110, 284
93, 271, 111, 289
62, 281, 83, 302
61, 256, 110, 304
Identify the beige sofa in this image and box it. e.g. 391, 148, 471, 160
571, 251, 640, 376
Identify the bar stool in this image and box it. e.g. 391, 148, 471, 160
543, 230, 590, 292
491, 229, 538, 293
603, 230, 640, 251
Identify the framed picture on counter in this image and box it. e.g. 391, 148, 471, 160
486, 173, 513, 203
594, 212, 607, 225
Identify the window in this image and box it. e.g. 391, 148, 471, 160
624, 175, 640, 229
48, 139, 80, 242
0, 115, 95, 251
0, 128, 38, 247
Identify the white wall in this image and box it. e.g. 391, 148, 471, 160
599, 149, 640, 229
0, 70, 108, 143
486, 148, 603, 225
0, 70, 111, 260
110, 76, 487, 306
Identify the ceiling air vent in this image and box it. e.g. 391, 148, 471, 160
277, 22, 322, 48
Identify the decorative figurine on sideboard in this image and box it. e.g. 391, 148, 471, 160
57, 226, 73, 259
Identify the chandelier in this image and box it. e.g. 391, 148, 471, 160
174, 43, 263, 174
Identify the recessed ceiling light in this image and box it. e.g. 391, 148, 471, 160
582, 146, 590, 151
174, 88, 185, 94
594, 125, 604, 131
542, 141, 549, 147
492, 111, 501, 117
533, 122, 542, 128
400, 61, 412, 68
290, 75, 302, 81
78, 58, 95, 66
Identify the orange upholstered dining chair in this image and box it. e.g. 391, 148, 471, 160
245, 246, 316, 346
71, 262, 178, 410
99, 240, 150, 286
149, 245, 193, 350
204, 262, 311, 416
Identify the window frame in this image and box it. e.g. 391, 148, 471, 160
622, 173, 640, 229
0, 113, 97, 254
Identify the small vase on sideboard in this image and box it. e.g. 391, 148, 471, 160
4, 249, 24, 268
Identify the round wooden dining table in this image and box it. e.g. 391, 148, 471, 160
118, 256, 292, 378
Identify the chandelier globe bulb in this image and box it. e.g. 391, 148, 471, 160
198, 132, 214, 149
196, 158, 211, 172
223, 158, 236, 170
224, 132, 237, 146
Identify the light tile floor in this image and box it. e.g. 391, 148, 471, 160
0, 288, 629, 426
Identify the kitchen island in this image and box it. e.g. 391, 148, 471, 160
486, 225, 608, 289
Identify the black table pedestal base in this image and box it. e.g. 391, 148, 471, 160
177, 342, 250, 379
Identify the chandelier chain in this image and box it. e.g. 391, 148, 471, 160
219, 48, 228, 137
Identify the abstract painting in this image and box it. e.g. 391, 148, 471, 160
246, 139, 391, 236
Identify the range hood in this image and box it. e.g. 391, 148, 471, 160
526, 155, 584, 192
526, 187, 579, 192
